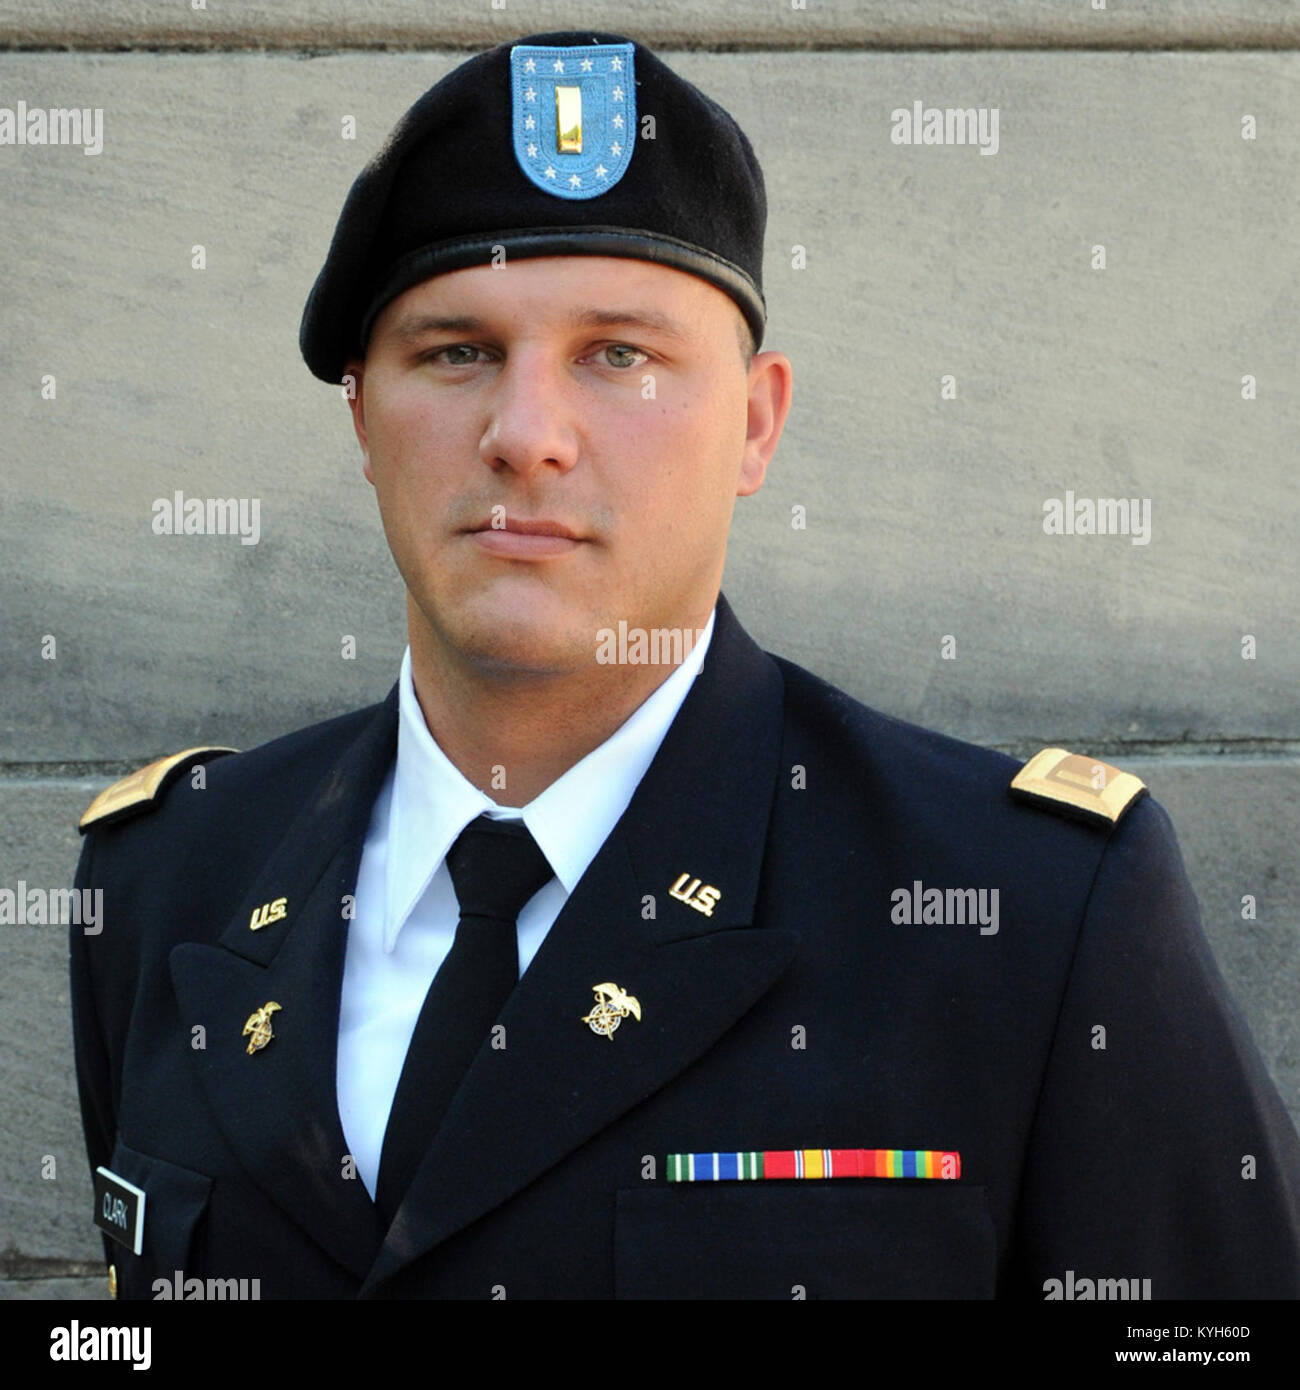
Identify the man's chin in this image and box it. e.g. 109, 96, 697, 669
462, 636, 589, 682
426, 591, 601, 681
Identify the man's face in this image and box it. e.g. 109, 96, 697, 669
347, 255, 790, 680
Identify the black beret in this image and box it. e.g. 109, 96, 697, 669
299, 30, 767, 383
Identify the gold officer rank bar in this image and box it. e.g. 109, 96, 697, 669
79, 746, 238, 832
1009, 746, 1147, 828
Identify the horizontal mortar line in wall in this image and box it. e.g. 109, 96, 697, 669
2, 739, 1299, 783
2, 40, 1300, 56
0, 1257, 102, 1280
986, 738, 1300, 762
0, 760, 225, 781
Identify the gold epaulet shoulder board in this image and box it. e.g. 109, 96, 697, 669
79, 746, 238, 833
1009, 747, 1147, 829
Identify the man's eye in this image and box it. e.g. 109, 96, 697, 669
429, 344, 486, 366
601, 344, 646, 369
424, 343, 645, 368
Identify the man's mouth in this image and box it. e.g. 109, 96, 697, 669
466, 516, 586, 559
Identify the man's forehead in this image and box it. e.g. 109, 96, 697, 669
385, 305, 695, 344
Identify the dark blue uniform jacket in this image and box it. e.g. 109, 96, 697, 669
70, 595, 1300, 1298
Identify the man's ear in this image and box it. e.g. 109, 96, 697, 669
737, 350, 793, 498
341, 358, 373, 483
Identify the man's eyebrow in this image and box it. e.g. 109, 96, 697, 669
388, 307, 695, 343
390, 313, 484, 342
563, 307, 694, 341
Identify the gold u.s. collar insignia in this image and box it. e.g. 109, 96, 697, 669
249, 897, 287, 931
242, 1001, 281, 1055
582, 983, 641, 1039
669, 872, 720, 917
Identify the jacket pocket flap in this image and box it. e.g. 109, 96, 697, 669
106, 1139, 213, 1272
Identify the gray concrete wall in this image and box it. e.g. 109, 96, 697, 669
3, 1, 1298, 49
2, 3, 1296, 1298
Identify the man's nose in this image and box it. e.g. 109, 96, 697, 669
478, 349, 580, 478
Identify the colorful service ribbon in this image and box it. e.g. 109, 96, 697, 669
666, 1148, 961, 1182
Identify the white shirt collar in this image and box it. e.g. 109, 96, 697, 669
383, 609, 716, 952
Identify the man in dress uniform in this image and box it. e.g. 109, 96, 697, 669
70, 30, 1300, 1300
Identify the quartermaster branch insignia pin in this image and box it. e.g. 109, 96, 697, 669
582, 982, 641, 1039
242, 1001, 281, 1055
510, 41, 636, 200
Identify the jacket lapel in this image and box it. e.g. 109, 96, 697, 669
360, 595, 798, 1296
169, 688, 399, 1280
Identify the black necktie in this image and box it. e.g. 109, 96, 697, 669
374, 814, 554, 1221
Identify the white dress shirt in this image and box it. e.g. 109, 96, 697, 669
337, 610, 716, 1197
